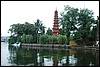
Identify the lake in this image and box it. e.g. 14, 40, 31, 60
1, 42, 99, 66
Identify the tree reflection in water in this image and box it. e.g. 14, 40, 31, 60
7, 45, 99, 66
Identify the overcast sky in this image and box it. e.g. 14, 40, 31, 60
1, 1, 99, 36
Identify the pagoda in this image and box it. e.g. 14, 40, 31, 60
52, 9, 59, 36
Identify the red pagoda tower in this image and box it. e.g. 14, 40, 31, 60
52, 9, 59, 36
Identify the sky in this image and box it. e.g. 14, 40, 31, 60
1, 1, 99, 36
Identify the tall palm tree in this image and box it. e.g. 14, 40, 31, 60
34, 19, 46, 43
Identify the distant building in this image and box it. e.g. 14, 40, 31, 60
52, 9, 59, 36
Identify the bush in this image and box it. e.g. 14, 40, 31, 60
21, 34, 26, 43
21, 34, 33, 43
52, 36, 58, 44
58, 35, 66, 44
39, 35, 67, 44
39, 34, 49, 44
48, 36, 53, 44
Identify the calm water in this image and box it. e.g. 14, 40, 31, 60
1, 42, 99, 66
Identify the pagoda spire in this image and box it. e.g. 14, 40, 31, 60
52, 9, 59, 36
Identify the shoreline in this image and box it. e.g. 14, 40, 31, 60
20, 43, 99, 51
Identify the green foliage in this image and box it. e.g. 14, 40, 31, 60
39, 34, 49, 44
73, 32, 82, 41
52, 36, 58, 44
21, 34, 33, 43
59, 28, 64, 35
58, 35, 66, 44
8, 35, 17, 44
48, 36, 53, 44
16, 35, 21, 43
59, 5, 98, 45
39, 35, 67, 44
21, 34, 26, 43
34, 19, 46, 35
46, 28, 52, 35
8, 19, 45, 44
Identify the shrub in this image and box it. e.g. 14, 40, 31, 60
21, 34, 26, 43
39, 35, 67, 44
58, 35, 66, 44
39, 34, 49, 44
48, 36, 53, 44
21, 34, 33, 43
52, 36, 58, 44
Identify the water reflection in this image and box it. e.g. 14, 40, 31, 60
6, 44, 99, 66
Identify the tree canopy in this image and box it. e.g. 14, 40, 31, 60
46, 28, 52, 35
8, 19, 45, 44
59, 5, 99, 45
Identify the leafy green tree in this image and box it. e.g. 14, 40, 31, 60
59, 5, 97, 45
8, 19, 46, 44
34, 19, 46, 43
8, 35, 17, 44
23, 22, 35, 35
46, 27, 52, 35
59, 28, 63, 35
8, 23, 24, 36
16, 35, 21, 43
8, 22, 35, 36
34, 19, 46, 34
8, 22, 35, 43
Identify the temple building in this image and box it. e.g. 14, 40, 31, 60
52, 9, 59, 36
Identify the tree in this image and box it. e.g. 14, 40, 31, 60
8, 35, 17, 44
8, 19, 46, 44
34, 19, 46, 34
8, 22, 36, 36
46, 27, 52, 35
8, 22, 37, 44
59, 5, 97, 45
34, 19, 46, 43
